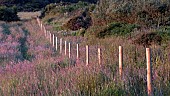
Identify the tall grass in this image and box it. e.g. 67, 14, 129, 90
0, 18, 170, 95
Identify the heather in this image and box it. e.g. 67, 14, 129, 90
0, 19, 170, 95
0, 0, 170, 96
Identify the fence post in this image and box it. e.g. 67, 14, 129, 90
41, 21, 43, 31
49, 32, 52, 44
56, 37, 58, 51
37, 18, 40, 27
119, 46, 123, 78
60, 38, 62, 54
77, 44, 79, 60
44, 27, 47, 37
65, 41, 67, 55
69, 42, 71, 58
40, 23, 42, 30
146, 48, 153, 96
53, 34, 55, 47
86, 45, 89, 66
98, 48, 101, 65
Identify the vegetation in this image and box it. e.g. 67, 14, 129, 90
0, 6, 19, 21
1, 0, 170, 95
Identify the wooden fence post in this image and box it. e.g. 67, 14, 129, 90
98, 48, 101, 65
146, 48, 153, 96
65, 41, 67, 55
69, 42, 71, 58
40, 23, 42, 30
77, 44, 79, 60
60, 38, 62, 54
41, 21, 43, 31
119, 46, 123, 78
49, 32, 52, 44
53, 34, 55, 47
44, 27, 47, 37
56, 37, 58, 51
37, 18, 40, 27
86, 45, 89, 66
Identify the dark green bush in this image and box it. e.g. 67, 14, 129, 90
100, 82, 126, 96
41, 1, 90, 17
0, 6, 19, 21
59, 1, 89, 13
96, 22, 140, 38
156, 26, 170, 43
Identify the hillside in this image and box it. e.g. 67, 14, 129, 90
0, 0, 98, 12
0, 0, 97, 4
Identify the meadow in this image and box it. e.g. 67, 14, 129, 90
0, 17, 169, 95
0, 0, 170, 96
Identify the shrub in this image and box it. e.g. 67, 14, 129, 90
41, 1, 91, 18
59, 1, 89, 13
94, 0, 170, 27
76, 70, 110, 95
77, 28, 86, 36
100, 82, 125, 96
133, 32, 162, 47
156, 26, 170, 43
96, 22, 140, 38
0, 6, 19, 21
64, 11, 92, 30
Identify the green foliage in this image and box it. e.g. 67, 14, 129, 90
96, 22, 140, 38
1, 23, 10, 35
53, 26, 62, 31
156, 26, 170, 43
76, 70, 110, 95
59, 1, 89, 13
100, 82, 125, 96
0, 6, 19, 21
57, 58, 76, 68
125, 70, 147, 96
43, 1, 91, 17
94, 0, 170, 27
77, 28, 86, 36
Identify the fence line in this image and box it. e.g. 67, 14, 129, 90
37, 18, 153, 96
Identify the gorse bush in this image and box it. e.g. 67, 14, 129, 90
43, 1, 89, 16
156, 26, 170, 43
92, 22, 139, 38
0, 6, 19, 21
94, 0, 170, 27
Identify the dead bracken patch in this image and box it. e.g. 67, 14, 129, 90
63, 11, 92, 31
